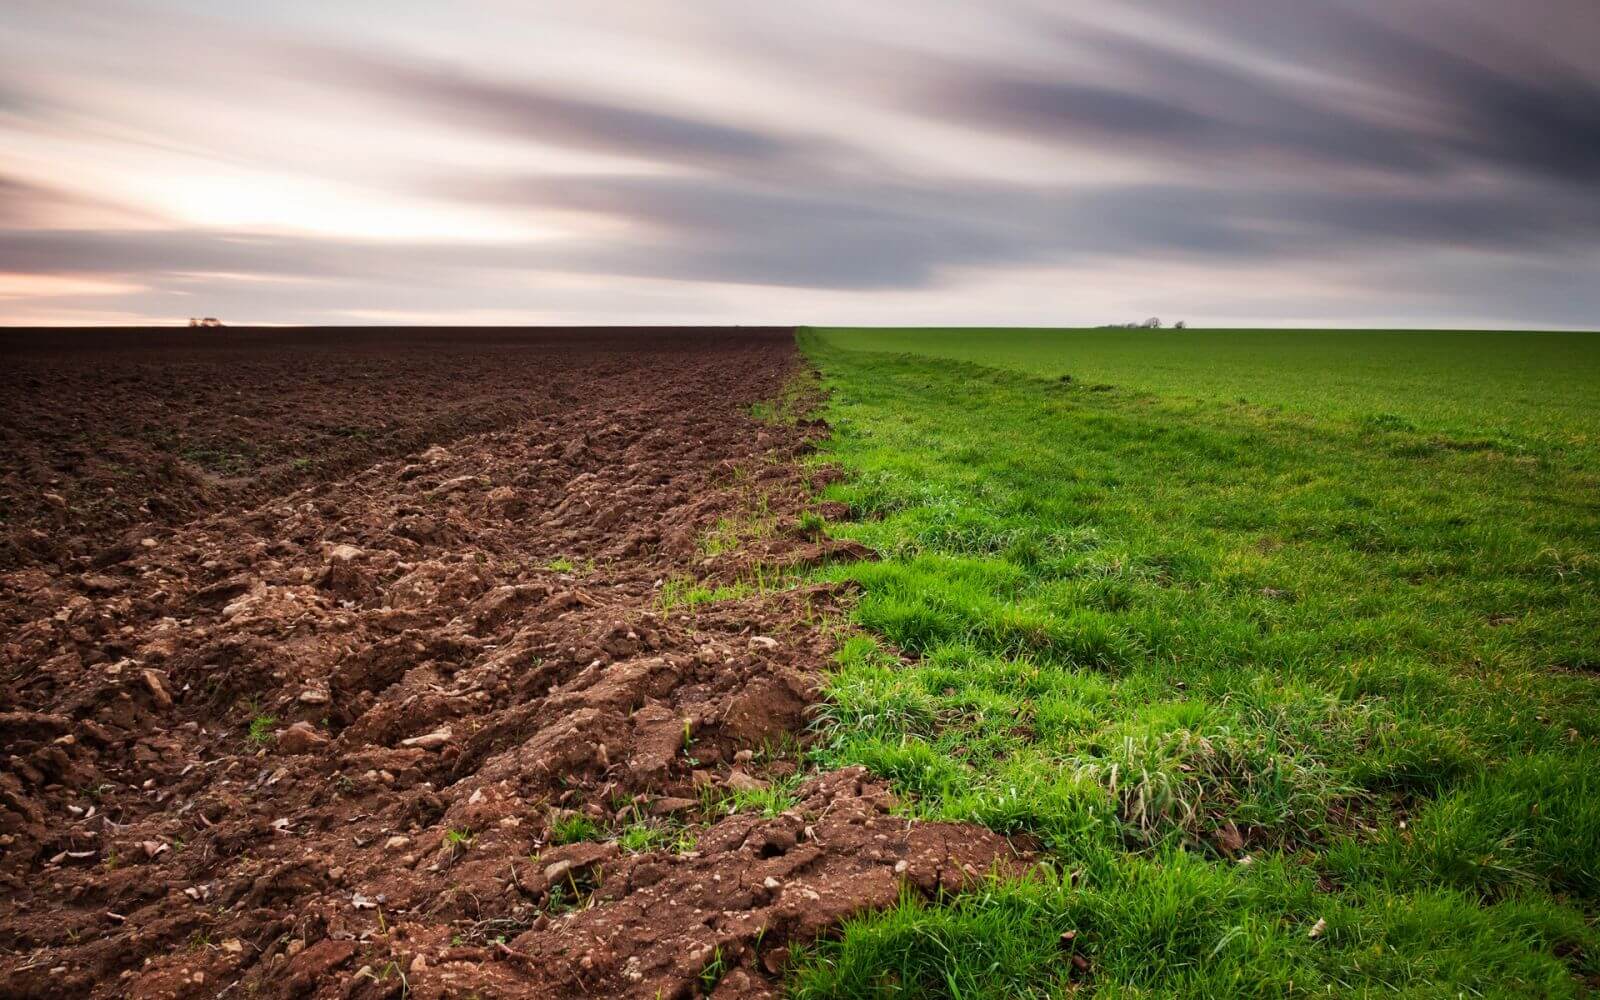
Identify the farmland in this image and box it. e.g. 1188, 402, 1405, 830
2, 328, 1030, 999
792, 327, 1600, 996
0, 324, 1596, 998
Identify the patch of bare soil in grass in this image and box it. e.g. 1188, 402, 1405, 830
0, 329, 1027, 999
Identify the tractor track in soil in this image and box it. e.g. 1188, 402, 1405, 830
0, 328, 1027, 999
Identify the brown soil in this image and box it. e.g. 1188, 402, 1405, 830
1, 327, 795, 571
0, 328, 1027, 999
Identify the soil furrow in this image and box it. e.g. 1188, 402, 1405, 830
0, 329, 1026, 999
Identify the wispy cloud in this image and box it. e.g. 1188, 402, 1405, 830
1, 0, 1597, 326
1121, 0, 1600, 182
301, 48, 851, 177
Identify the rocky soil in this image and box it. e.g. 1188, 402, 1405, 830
0, 329, 1026, 998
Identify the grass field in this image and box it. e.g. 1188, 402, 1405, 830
791, 328, 1600, 997
820, 329, 1600, 455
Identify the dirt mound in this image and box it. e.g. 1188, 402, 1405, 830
0, 330, 1024, 998
433, 769, 1022, 999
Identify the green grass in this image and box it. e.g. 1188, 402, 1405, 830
245, 713, 277, 747
706, 773, 805, 819
790, 327, 1600, 997
547, 813, 604, 846
616, 820, 696, 854
822, 328, 1600, 455
547, 807, 698, 855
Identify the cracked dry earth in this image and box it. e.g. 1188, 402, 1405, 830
0, 329, 1027, 999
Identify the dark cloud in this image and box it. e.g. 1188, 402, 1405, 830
0, 230, 307, 277
0, 228, 539, 284
907, 2, 1600, 184
302, 48, 857, 177
425, 166, 1600, 287
423, 174, 1010, 288
1119, 0, 1600, 183
917, 52, 1443, 177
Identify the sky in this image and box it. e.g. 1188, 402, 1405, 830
1, 0, 1597, 328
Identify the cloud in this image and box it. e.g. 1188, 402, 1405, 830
896, 3, 1600, 186
299, 47, 859, 178
2, 0, 1599, 326
0, 172, 155, 228
423, 165, 1600, 278
0, 175, 48, 226
1120, 0, 1600, 183
912, 51, 1440, 177
8, 161, 1598, 301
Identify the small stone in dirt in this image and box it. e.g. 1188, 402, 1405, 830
80, 573, 126, 594
297, 688, 330, 705
749, 635, 778, 650
420, 444, 452, 463
400, 726, 452, 750
277, 721, 329, 755
328, 544, 363, 563
43, 491, 68, 508
543, 859, 575, 884
384, 836, 412, 851
140, 840, 168, 860
486, 486, 524, 517
762, 876, 780, 890
724, 770, 767, 793
220, 939, 244, 954
761, 946, 790, 975
397, 515, 441, 542
140, 669, 173, 709
733, 749, 754, 764
648, 797, 698, 817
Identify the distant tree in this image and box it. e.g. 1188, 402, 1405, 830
1143, 317, 1162, 329
1174, 320, 1187, 329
